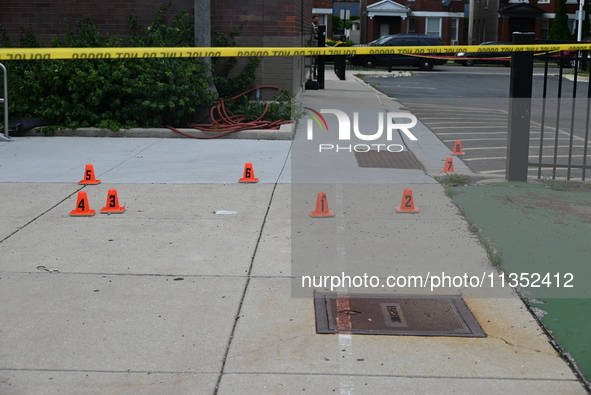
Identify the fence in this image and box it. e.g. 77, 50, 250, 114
507, 33, 591, 181
0, 63, 9, 142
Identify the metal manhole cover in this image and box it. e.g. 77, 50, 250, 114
354, 150, 424, 170
314, 292, 485, 337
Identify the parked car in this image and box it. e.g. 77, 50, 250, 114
553, 37, 591, 68
454, 41, 512, 67
347, 34, 447, 71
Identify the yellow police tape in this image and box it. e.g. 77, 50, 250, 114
1, 44, 591, 60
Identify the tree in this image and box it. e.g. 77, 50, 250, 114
550, 0, 575, 40
582, 0, 591, 39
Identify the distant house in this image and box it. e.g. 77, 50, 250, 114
497, 0, 578, 42
470, 0, 584, 44
359, 0, 465, 44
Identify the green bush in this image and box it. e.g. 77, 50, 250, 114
224, 88, 294, 124
0, 3, 250, 130
211, 27, 261, 100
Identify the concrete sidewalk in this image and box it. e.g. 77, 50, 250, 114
0, 70, 586, 394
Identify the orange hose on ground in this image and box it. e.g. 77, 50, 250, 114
166, 86, 293, 139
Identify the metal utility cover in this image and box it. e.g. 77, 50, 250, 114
354, 150, 424, 170
314, 292, 485, 337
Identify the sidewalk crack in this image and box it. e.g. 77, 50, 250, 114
0, 186, 85, 244
212, 154, 288, 394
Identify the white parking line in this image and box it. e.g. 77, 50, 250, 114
443, 138, 508, 142
391, 86, 437, 89
479, 169, 505, 174
419, 117, 508, 121
530, 120, 591, 144
424, 120, 507, 124
465, 154, 590, 161
430, 126, 507, 130
461, 145, 588, 150
438, 131, 507, 135
408, 104, 509, 112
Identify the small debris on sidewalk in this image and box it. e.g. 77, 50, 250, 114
36, 265, 59, 274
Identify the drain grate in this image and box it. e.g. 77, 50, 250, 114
314, 292, 485, 337
354, 150, 424, 170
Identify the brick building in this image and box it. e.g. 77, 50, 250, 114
0, 0, 313, 95
363, 0, 465, 44
469, 0, 500, 43
496, 0, 580, 42
312, 0, 585, 46
312, 0, 465, 44
313, 0, 335, 38
470, 0, 585, 44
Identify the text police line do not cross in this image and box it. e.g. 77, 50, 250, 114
307, 110, 418, 153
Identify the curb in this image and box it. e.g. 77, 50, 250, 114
17, 121, 296, 140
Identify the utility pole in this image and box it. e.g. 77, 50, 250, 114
468, 0, 475, 44
577, 0, 585, 41
195, 0, 218, 102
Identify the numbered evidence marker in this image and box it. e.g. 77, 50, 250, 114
238, 162, 259, 183
451, 140, 466, 155
78, 164, 101, 184
310, 192, 335, 218
100, 189, 126, 214
440, 157, 455, 173
70, 191, 96, 216
395, 188, 420, 213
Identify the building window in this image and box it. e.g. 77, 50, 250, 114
408, 18, 417, 33
426, 18, 442, 37
540, 19, 549, 38
451, 18, 459, 43
568, 19, 576, 34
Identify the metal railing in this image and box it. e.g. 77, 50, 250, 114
0, 63, 10, 142
506, 33, 591, 181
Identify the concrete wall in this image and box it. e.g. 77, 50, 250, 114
0, 0, 193, 45
211, 0, 312, 97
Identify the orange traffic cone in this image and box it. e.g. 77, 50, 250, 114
79, 164, 101, 184
451, 140, 465, 155
238, 162, 259, 183
440, 157, 455, 173
70, 191, 95, 216
310, 192, 334, 218
100, 189, 126, 214
396, 188, 420, 213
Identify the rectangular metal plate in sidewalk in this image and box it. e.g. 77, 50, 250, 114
354, 150, 425, 170
314, 292, 485, 337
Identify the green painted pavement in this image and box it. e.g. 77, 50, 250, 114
451, 181, 591, 383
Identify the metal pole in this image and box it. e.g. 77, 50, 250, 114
506, 32, 534, 181
578, 0, 584, 42
0, 63, 11, 142
317, 25, 326, 90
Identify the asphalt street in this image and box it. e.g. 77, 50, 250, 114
364, 65, 591, 179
